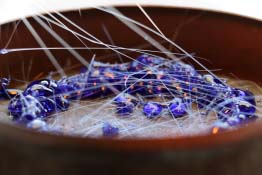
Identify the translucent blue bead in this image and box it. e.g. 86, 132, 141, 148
80, 66, 88, 73
143, 102, 163, 119
56, 80, 77, 99
169, 62, 198, 78
24, 79, 57, 97
232, 88, 256, 106
225, 114, 254, 126
102, 122, 119, 137
129, 55, 164, 72
0, 78, 10, 99
217, 105, 235, 121
217, 99, 256, 125
237, 100, 256, 115
196, 83, 220, 109
226, 116, 241, 126
55, 95, 70, 111
114, 95, 136, 116
169, 98, 187, 118
8, 95, 45, 121
26, 79, 57, 90
21, 113, 36, 122
38, 96, 56, 115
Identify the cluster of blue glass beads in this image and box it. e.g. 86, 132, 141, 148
6, 54, 257, 134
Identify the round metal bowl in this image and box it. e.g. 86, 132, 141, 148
0, 6, 261, 175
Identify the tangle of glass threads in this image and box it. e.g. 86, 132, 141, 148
0, 4, 261, 139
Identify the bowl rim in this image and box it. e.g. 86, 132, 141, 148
0, 1, 261, 25
0, 120, 261, 151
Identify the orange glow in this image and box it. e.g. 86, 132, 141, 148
93, 82, 97, 86
104, 72, 115, 79
8, 91, 18, 96
101, 86, 105, 91
212, 127, 219, 134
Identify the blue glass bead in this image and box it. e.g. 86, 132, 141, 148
57, 76, 91, 99
195, 83, 221, 109
232, 88, 256, 106
143, 102, 163, 119
55, 83, 75, 96
80, 66, 88, 73
182, 96, 193, 108
8, 97, 23, 119
128, 71, 166, 96
112, 63, 129, 72
216, 98, 256, 125
78, 67, 116, 98
246, 114, 258, 121
178, 77, 198, 94
0, 78, 9, 87
133, 82, 155, 96
158, 75, 179, 95
169, 98, 187, 118
85, 80, 106, 98
21, 113, 36, 122
227, 115, 251, 126
8, 94, 46, 121
217, 105, 235, 121
227, 114, 258, 126
169, 62, 198, 77
56, 77, 80, 99
103, 68, 117, 82
114, 95, 136, 116
102, 122, 119, 137
152, 84, 163, 95
24, 79, 57, 97
114, 95, 127, 104
237, 100, 256, 115
26, 79, 57, 90
169, 62, 184, 70
55, 95, 70, 111
38, 96, 56, 115
0, 78, 10, 99
129, 55, 164, 72
226, 116, 241, 126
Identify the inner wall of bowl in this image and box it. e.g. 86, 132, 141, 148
0, 7, 261, 87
